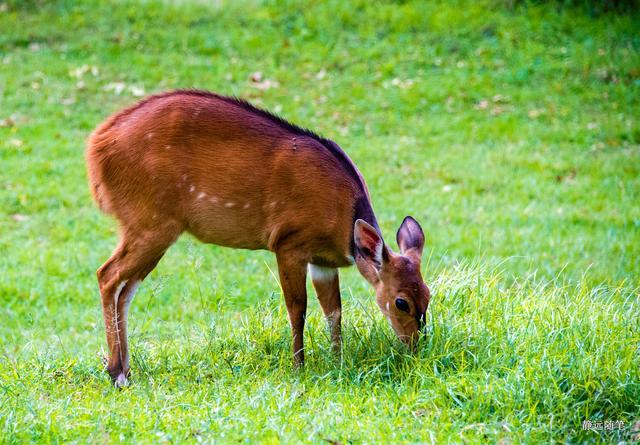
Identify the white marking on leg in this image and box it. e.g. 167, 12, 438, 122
121, 280, 140, 325
119, 280, 140, 374
112, 280, 127, 369
113, 281, 126, 308
309, 264, 337, 283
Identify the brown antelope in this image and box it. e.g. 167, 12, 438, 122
86, 90, 430, 386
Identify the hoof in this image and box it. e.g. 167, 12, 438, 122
114, 373, 129, 388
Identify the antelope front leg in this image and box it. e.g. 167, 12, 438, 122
276, 252, 308, 367
309, 265, 342, 354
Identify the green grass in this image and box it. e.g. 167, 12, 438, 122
0, 0, 639, 443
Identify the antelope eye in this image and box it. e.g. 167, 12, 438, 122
395, 297, 410, 312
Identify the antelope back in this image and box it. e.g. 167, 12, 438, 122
86, 91, 366, 265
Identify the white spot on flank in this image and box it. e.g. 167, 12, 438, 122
243, 202, 250, 209
165, 144, 171, 150
309, 264, 337, 282
270, 201, 277, 207
189, 185, 195, 193
209, 196, 219, 204
224, 202, 236, 208
197, 192, 206, 200
146, 132, 154, 140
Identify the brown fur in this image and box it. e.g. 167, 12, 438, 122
86, 90, 430, 384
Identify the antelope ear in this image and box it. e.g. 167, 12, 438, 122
396, 216, 425, 258
354, 219, 386, 271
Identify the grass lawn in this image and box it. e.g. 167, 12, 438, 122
0, 0, 639, 442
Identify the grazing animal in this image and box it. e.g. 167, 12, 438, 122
86, 90, 431, 385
